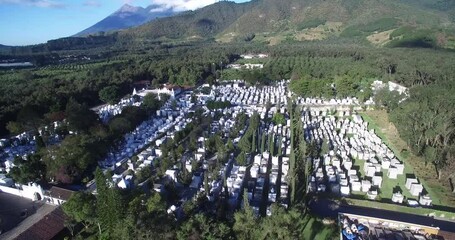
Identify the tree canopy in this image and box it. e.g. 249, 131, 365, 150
99, 85, 121, 105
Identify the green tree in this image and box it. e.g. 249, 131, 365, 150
272, 112, 286, 126
99, 86, 121, 104
44, 134, 102, 184
257, 205, 308, 240
335, 77, 359, 98
236, 151, 247, 166
65, 98, 99, 132
177, 145, 185, 158
374, 88, 403, 112
142, 93, 161, 112
135, 167, 152, 185
62, 192, 96, 228
226, 138, 235, 153
8, 154, 46, 184
16, 105, 42, 132
177, 214, 232, 240
95, 168, 123, 236
238, 136, 252, 154
261, 134, 266, 153
108, 117, 132, 136
233, 191, 258, 240
6, 121, 23, 135
146, 192, 166, 214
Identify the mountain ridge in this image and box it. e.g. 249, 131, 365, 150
76, 3, 179, 36
7, 0, 455, 51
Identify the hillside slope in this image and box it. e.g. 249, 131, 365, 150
123, 0, 455, 47
126, 1, 256, 40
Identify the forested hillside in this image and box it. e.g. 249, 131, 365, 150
123, 0, 455, 48
126, 1, 255, 40
4, 0, 455, 53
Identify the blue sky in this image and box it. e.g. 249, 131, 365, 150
0, 0, 251, 46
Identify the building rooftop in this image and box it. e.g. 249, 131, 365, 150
15, 207, 66, 240
46, 186, 75, 201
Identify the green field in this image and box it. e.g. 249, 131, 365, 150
351, 157, 416, 201
302, 215, 339, 240
346, 198, 455, 220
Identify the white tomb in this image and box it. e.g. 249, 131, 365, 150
343, 160, 353, 170
367, 190, 378, 200
366, 166, 376, 177
392, 192, 404, 203
410, 183, 423, 196
341, 185, 350, 195
381, 159, 391, 169
405, 178, 418, 190
348, 169, 357, 176
361, 180, 371, 192
395, 164, 405, 175
387, 168, 398, 179
372, 176, 383, 187
351, 181, 361, 192
419, 195, 432, 206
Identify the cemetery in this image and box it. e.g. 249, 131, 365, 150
0, 80, 442, 224
102, 83, 297, 218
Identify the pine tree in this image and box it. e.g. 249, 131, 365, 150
95, 168, 109, 235
251, 129, 257, 153
261, 133, 266, 153
95, 168, 123, 237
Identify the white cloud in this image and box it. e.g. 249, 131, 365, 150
149, 0, 217, 11
0, 0, 66, 8
83, 0, 101, 8
122, 0, 134, 5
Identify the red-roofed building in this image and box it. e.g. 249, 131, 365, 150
14, 207, 66, 240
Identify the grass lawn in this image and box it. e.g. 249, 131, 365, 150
351, 157, 415, 201
346, 198, 455, 220
302, 216, 339, 240
359, 110, 455, 207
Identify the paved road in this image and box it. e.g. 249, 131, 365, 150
308, 197, 455, 232
0, 193, 43, 235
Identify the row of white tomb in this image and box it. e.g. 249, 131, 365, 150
211, 81, 288, 106
248, 125, 291, 215
0, 121, 65, 173
306, 111, 431, 206
97, 88, 185, 123
205, 81, 374, 108
100, 92, 193, 170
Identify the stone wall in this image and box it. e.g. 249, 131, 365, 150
0, 183, 44, 201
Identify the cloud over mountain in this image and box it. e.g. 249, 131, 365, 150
0, 0, 66, 8
141, 0, 215, 12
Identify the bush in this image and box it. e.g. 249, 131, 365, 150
341, 18, 398, 37
99, 86, 121, 104
298, 19, 325, 30
388, 29, 437, 48
206, 100, 232, 110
